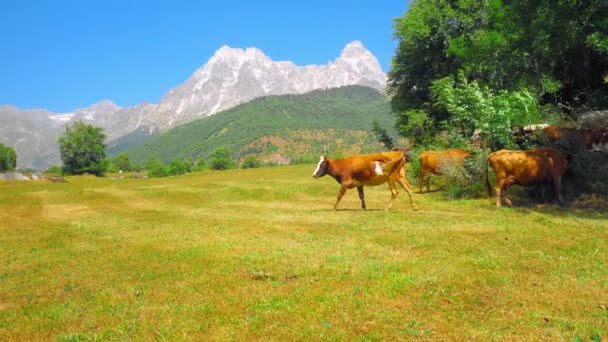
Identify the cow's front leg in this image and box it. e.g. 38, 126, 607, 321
357, 186, 366, 210
397, 174, 418, 210
333, 185, 349, 210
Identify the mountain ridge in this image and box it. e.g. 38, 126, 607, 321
1, 40, 388, 169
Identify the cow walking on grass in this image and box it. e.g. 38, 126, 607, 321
418, 149, 469, 193
312, 151, 417, 211
484, 148, 569, 208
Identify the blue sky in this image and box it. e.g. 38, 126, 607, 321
0, 1, 408, 112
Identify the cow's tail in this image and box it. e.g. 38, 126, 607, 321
484, 153, 492, 197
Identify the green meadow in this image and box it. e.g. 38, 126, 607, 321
1, 164, 607, 340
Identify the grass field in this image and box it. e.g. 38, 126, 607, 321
1, 164, 607, 340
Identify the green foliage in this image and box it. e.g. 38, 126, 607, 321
121, 86, 395, 165
0, 143, 17, 172
371, 120, 394, 149
168, 159, 191, 176
44, 165, 63, 176
209, 146, 236, 170
111, 153, 131, 172
396, 110, 436, 146
240, 155, 261, 169
58, 121, 108, 176
389, 0, 608, 146
192, 158, 206, 172
146, 158, 170, 178
441, 148, 490, 199
431, 75, 542, 149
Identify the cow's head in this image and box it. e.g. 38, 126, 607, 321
312, 156, 329, 178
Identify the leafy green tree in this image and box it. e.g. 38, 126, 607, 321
58, 122, 108, 176
0, 143, 17, 172
388, 0, 608, 141
112, 153, 132, 172
209, 146, 236, 170
240, 154, 261, 169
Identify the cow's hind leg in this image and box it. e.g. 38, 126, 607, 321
501, 178, 515, 207
334, 185, 348, 210
385, 180, 399, 211
357, 186, 366, 210
397, 174, 418, 210
418, 169, 426, 193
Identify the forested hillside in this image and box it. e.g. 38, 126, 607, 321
120, 86, 396, 165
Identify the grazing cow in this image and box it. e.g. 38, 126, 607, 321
418, 149, 469, 193
484, 148, 568, 207
312, 151, 417, 211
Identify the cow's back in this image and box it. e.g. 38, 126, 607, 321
339, 151, 405, 186
420, 149, 469, 174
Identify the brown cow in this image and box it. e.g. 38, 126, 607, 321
312, 151, 417, 211
484, 148, 568, 207
418, 149, 469, 193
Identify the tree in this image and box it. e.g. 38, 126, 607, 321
58, 121, 108, 176
209, 146, 236, 170
112, 153, 131, 172
388, 0, 608, 135
371, 120, 395, 149
0, 143, 17, 172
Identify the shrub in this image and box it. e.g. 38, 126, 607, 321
169, 159, 191, 176
192, 159, 206, 172
440, 148, 490, 199
147, 158, 169, 178
240, 155, 261, 169
431, 75, 543, 149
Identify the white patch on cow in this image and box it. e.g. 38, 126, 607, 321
374, 161, 383, 176
523, 123, 549, 131
313, 156, 325, 176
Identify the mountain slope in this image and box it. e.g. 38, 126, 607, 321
123, 86, 395, 166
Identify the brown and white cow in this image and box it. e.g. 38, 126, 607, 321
484, 148, 569, 207
312, 151, 417, 211
418, 149, 469, 193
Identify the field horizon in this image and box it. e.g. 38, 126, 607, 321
1, 164, 607, 340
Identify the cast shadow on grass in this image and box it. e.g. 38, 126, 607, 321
512, 194, 608, 220
312, 208, 383, 212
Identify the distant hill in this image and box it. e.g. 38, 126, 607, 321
120, 85, 397, 166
